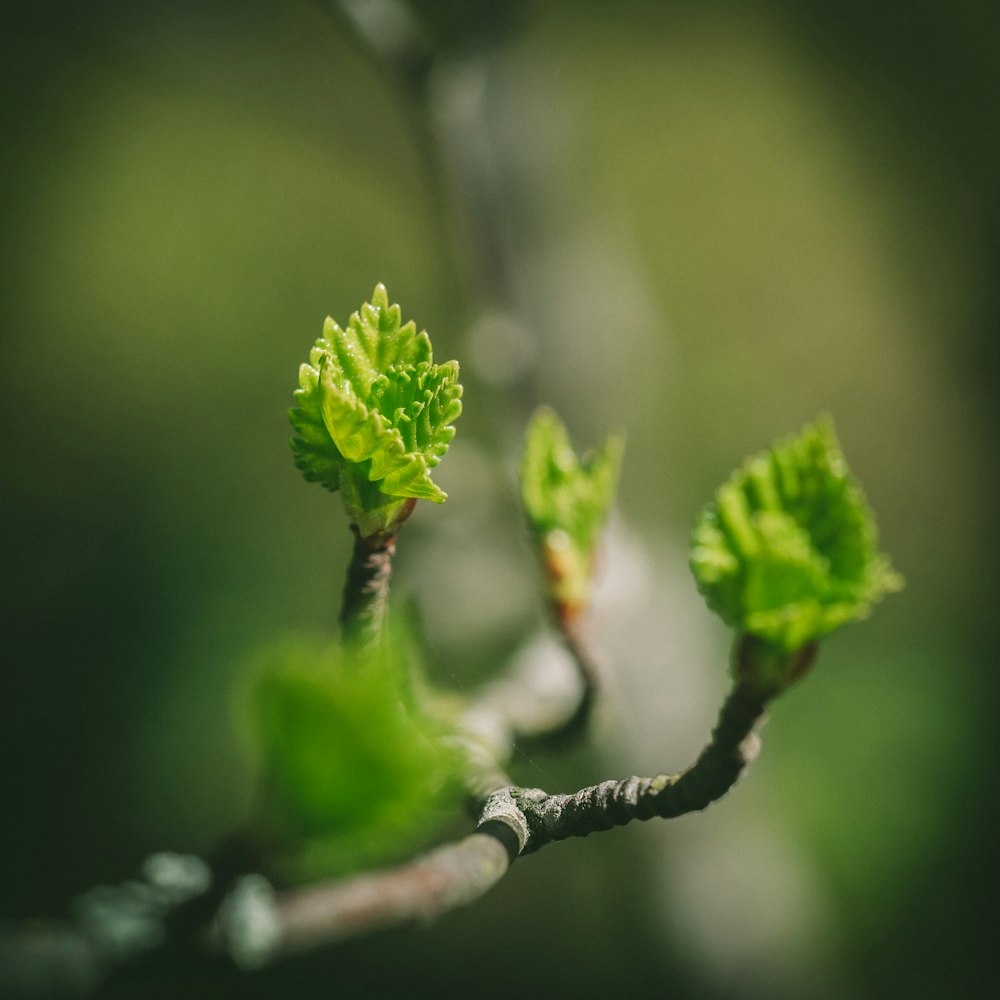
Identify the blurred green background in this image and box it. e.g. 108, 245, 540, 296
2, 0, 998, 997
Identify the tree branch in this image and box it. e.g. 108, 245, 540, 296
514, 681, 768, 853
271, 829, 513, 956
213, 682, 770, 959
0, 676, 772, 992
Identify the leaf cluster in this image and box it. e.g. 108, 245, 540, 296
264, 289, 903, 875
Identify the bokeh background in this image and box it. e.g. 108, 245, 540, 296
2, 0, 998, 997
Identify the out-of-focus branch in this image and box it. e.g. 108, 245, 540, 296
266, 826, 515, 957
544, 613, 601, 744
454, 615, 602, 805
0, 673, 772, 993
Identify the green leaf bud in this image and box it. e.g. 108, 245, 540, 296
690, 416, 903, 689
290, 285, 463, 537
520, 407, 624, 621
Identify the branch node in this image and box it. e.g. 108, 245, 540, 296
477, 788, 530, 857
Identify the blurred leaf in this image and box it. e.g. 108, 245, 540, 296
247, 629, 464, 878
520, 406, 623, 615
690, 416, 902, 654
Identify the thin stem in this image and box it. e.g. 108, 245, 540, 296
538, 612, 600, 746
455, 618, 601, 802
338, 529, 395, 647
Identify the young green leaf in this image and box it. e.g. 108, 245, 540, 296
247, 631, 465, 878
290, 285, 462, 536
690, 416, 903, 664
520, 407, 624, 619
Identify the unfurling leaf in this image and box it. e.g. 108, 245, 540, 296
290, 284, 462, 537
690, 416, 902, 676
520, 407, 623, 619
